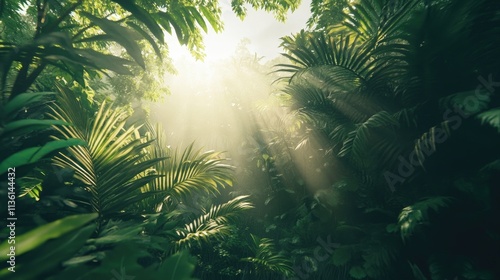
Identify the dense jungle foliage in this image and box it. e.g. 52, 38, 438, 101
1, 0, 499, 279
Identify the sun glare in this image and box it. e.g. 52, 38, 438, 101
149, 0, 336, 196
151, 50, 268, 151
167, 32, 241, 64
150, 0, 323, 193
152, 44, 334, 199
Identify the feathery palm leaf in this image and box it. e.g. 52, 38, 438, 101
139, 124, 234, 212
339, 111, 399, 159
48, 86, 164, 217
175, 195, 254, 250
477, 108, 500, 132
337, 0, 418, 47
398, 196, 453, 242
412, 121, 451, 167
241, 234, 294, 277
278, 30, 409, 95
277, 32, 374, 88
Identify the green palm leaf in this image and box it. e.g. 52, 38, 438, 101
139, 123, 234, 212
176, 195, 253, 250
398, 196, 453, 242
241, 234, 293, 277
49, 86, 164, 217
339, 111, 399, 159
477, 107, 500, 132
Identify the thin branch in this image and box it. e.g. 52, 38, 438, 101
25, 62, 48, 90
35, 0, 49, 38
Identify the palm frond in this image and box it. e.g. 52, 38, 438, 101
277, 31, 374, 87
175, 195, 254, 250
413, 121, 452, 167
398, 196, 453, 242
139, 123, 234, 212
341, 0, 418, 45
339, 111, 399, 159
277, 28, 411, 101
241, 234, 294, 277
49, 86, 163, 217
476, 107, 500, 132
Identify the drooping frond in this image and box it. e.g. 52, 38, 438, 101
277, 1, 414, 93
339, 111, 399, 160
335, 0, 419, 47
476, 108, 500, 132
398, 196, 453, 242
139, 123, 235, 212
241, 234, 294, 277
175, 195, 254, 250
412, 122, 452, 167
277, 32, 376, 88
